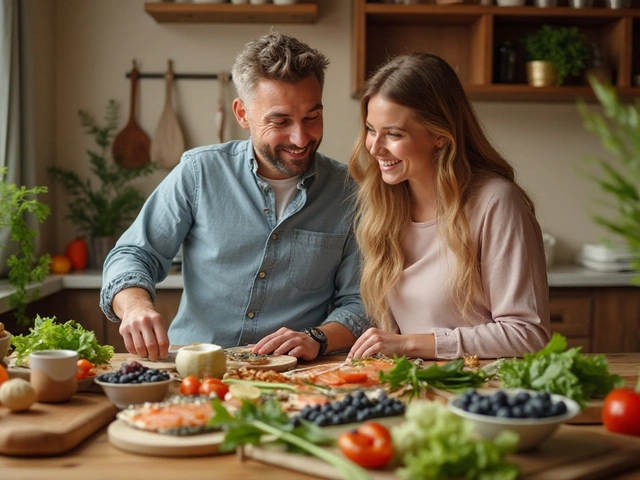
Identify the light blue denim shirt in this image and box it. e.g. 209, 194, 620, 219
100, 140, 368, 347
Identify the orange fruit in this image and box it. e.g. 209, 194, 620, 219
0, 365, 9, 387
50, 255, 72, 274
65, 238, 89, 270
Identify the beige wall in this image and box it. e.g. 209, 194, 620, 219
30, 0, 616, 263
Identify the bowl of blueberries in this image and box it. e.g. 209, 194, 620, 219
95, 361, 173, 410
448, 388, 581, 451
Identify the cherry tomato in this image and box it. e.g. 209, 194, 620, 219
179, 376, 202, 396
602, 386, 640, 436
77, 359, 95, 372
199, 378, 229, 399
338, 422, 393, 469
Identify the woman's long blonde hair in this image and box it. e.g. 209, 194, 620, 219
349, 53, 535, 331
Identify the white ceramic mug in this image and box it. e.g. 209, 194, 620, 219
29, 350, 78, 403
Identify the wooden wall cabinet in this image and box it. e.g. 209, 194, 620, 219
353, 0, 640, 101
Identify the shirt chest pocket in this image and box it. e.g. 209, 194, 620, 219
288, 229, 347, 291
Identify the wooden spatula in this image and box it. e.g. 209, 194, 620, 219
151, 60, 185, 170
113, 60, 150, 170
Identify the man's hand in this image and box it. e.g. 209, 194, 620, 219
113, 287, 170, 361
252, 327, 320, 361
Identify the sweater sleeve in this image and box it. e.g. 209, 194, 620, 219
432, 183, 551, 359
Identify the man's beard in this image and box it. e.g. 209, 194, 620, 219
255, 138, 321, 177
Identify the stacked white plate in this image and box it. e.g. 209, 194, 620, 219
578, 243, 637, 272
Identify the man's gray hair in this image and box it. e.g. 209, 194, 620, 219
232, 32, 329, 103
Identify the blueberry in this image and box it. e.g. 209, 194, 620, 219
511, 406, 524, 418
342, 394, 353, 405
496, 407, 512, 418
515, 391, 531, 405
491, 391, 508, 407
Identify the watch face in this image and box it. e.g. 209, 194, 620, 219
310, 327, 327, 342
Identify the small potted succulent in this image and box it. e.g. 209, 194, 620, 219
522, 25, 591, 87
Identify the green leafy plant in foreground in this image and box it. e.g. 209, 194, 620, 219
498, 333, 625, 408
577, 79, 640, 284
380, 356, 488, 399
11, 315, 114, 366
392, 401, 519, 480
47, 100, 156, 238
0, 167, 51, 325
208, 398, 371, 480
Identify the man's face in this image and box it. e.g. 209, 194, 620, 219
233, 76, 324, 180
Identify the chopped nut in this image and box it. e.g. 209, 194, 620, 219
463, 353, 479, 367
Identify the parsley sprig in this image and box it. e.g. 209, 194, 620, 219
208, 398, 371, 480
379, 357, 488, 398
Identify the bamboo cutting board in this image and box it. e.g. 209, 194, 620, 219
0, 393, 117, 456
240, 425, 640, 480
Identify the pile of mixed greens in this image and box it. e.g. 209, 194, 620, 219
498, 333, 624, 408
11, 315, 114, 366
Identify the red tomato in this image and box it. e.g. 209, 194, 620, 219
338, 422, 393, 469
602, 387, 640, 436
199, 378, 229, 399
65, 238, 89, 270
179, 376, 202, 396
77, 359, 95, 372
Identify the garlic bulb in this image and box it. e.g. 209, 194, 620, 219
0, 378, 37, 412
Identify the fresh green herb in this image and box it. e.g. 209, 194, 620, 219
11, 315, 114, 366
392, 401, 519, 480
498, 333, 625, 408
379, 356, 488, 398
208, 398, 371, 480
0, 167, 51, 326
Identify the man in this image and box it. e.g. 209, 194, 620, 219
100, 32, 367, 362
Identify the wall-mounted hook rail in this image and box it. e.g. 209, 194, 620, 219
125, 72, 226, 80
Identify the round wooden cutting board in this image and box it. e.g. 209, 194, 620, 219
224, 347, 298, 372
108, 419, 226, 457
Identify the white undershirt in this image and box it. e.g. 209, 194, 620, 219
259, 174, 301, 221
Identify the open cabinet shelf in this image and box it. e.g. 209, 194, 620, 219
353, 1, 640, 101
144, 2, 318, 24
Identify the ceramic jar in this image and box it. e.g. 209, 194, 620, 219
29, 350, 78, 403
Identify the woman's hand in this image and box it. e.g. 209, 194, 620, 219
347, 328, 408, 359
347, 328, 436, 359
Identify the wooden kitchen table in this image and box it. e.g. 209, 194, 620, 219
1, 353, 640, 480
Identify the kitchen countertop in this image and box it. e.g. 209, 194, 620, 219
0, 265, 638, 315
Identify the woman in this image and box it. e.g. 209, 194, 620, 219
348, 53, 550, 360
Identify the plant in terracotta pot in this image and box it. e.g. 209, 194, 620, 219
522, 25, 590, 87
48, 100, 156, 269
0, 167, 51, 325
577, 78, 640, 284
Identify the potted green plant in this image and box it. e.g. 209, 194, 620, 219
0, 168, 51, 325
522, 25, 591, 87
577, 78, 640, 284
48, 100, 156, 268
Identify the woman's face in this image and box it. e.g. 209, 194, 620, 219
365, 94, 440, 187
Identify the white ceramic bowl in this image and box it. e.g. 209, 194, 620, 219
0, 331, 12, 361
447, 389, 581, 451
95, 376, 173, 410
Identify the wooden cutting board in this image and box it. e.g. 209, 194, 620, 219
240, 425, 640, 480
0, 393, 117, 456
108, 419, 226, 457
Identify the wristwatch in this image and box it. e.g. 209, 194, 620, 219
303, 327, 328, 358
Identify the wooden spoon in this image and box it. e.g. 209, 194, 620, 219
113, 60, 150, 170
151, 60, 185, 170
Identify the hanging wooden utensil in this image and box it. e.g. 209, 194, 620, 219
113, 60, 150, 169
150, 60, 185, 170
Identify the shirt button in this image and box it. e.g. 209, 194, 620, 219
271, 233, 278, 240
259, 271, 266, 279
247, 312, 255, 319
263, 208, 269, 214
